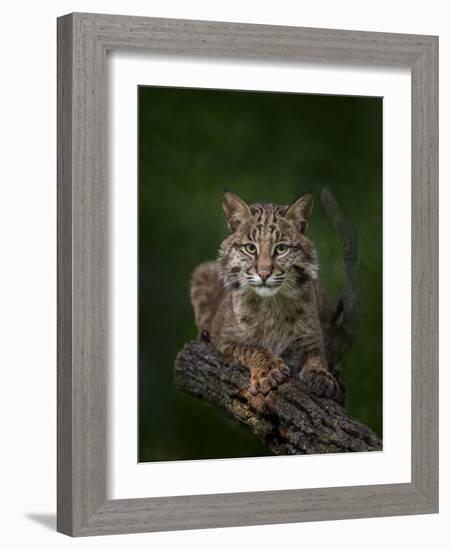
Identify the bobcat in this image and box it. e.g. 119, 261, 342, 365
190, 191, 338, 398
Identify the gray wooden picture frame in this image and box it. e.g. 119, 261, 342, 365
57, 12, 438, 537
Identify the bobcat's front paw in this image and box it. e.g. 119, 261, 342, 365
300, 366, 338, 399
250, 359, 290, 395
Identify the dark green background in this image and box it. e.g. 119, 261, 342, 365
139, 86, 382, 462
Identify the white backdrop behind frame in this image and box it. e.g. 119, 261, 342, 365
108, 51, 411, 500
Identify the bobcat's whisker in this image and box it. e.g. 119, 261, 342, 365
212, 276, 242, 299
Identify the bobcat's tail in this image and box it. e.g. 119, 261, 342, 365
320, 188, 360, 368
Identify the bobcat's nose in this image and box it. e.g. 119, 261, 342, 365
258, 270, 271, 283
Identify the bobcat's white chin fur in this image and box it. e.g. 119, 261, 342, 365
252, 285, 281, 297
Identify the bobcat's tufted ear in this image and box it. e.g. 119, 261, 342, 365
222, 191, 251, 233
285, 193, 313, 234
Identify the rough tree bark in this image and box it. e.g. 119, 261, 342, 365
174, 188, 381, 455
175, 341, 381, 455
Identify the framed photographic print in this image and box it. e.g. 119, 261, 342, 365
57, 13, 438, 536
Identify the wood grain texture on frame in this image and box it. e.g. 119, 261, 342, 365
57, 12, 438, 536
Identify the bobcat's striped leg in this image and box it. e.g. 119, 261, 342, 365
218, 342, 290, 394
299, 351, 338, 399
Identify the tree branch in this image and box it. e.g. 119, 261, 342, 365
321, 187, 360, 370
175, 341, 382, 455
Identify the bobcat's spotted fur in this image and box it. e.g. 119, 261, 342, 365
190, 191, 338, 398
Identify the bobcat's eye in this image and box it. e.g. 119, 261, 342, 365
244, 243, 257, 255
275, 244, 289, 255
